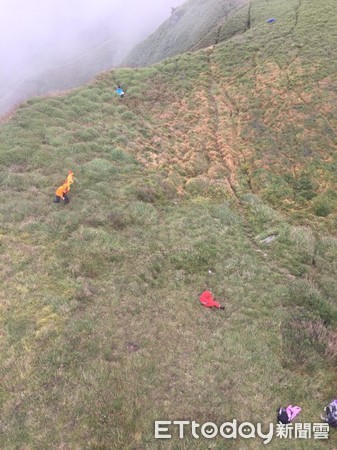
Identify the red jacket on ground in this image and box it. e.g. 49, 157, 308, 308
199, 291, 221, 308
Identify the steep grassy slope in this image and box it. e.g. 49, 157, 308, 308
123, 0, 247, 67
125, 0, 337, 229
1, 0, 337, 448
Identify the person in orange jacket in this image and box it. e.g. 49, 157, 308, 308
53, 182, 70, 203
53, 170, 74, 203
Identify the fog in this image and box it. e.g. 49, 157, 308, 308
0, 0, 182, 115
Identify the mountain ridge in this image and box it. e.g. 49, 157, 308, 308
123, 0, 248, 67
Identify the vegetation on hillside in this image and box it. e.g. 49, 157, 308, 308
125, 0, 337, 230
1, 0, 337, 448
123, 0, 247, 67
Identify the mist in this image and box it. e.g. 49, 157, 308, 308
0, 0, 182, 116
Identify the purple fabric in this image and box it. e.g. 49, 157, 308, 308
286, 405, 301, 421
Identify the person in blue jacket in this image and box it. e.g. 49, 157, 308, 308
115, 85, 124, 98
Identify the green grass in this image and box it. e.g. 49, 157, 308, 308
123, 0, 247, 66
2, 186, 336, 449
1, 0, 337, 448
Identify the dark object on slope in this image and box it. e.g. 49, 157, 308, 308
267, 18, 276, 23
277, 405, 301, 424
321, 400, 337, 427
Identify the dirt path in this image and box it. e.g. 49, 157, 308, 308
204, 27, 242, 201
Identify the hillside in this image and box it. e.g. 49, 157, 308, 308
123, 0, 248, 67
1, 0, 337, 448
125, 0, 337, 228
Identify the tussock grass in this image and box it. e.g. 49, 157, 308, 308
1, 0, 337, 448
124, 0, 247, 67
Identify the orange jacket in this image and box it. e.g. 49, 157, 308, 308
55, 183, 69, 198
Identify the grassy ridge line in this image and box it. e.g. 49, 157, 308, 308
123, 0, 247, 67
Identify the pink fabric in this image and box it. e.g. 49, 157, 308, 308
286, 405, 301, 421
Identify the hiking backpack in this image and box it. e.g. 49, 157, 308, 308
277, 407, 290, 424
321, 400, 337, 427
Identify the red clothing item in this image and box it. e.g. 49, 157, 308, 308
199, 291, 221, 308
